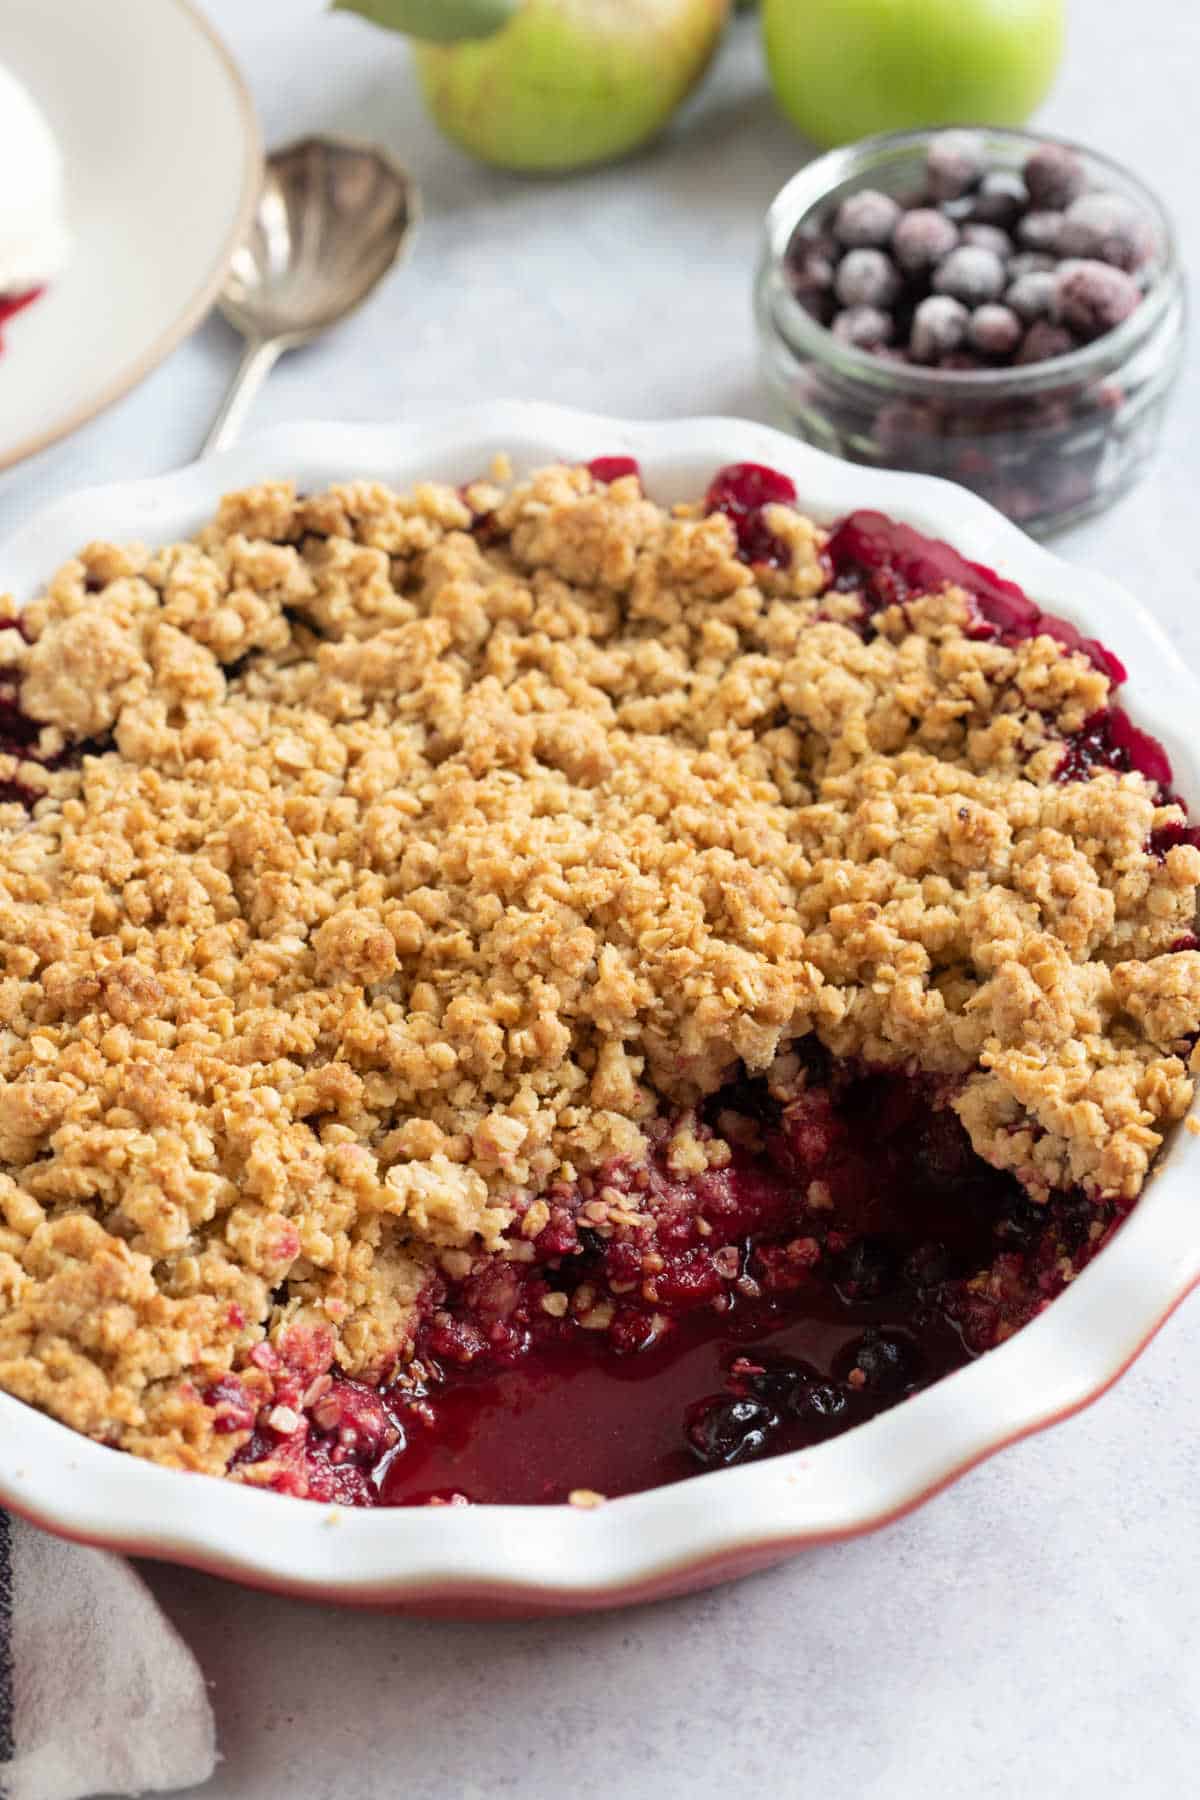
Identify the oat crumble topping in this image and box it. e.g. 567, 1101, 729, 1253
0, 460, 1197, 1479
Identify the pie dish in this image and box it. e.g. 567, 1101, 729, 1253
1, 404, 1199, 1613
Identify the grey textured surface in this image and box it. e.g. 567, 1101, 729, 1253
2, 2, 1198, 1795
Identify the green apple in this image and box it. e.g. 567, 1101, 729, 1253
762, 0, 1066, 148
337, 0, 731, 174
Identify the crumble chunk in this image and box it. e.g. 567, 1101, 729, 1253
0, 458, 1196, 1477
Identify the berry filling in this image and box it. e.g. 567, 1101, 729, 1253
1054, 707, 1174, 792
586, 455, 641, 484
224, 1059, 1121, 1506
0, 614, 100, 807
197, 478, 1188, 1508
822, 511, 1173, 790
705, 463, 798, 568
825, 510, 1127, 681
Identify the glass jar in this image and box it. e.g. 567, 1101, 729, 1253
754, 128, 1186, 537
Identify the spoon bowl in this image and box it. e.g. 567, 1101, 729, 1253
204, 135, 419, 453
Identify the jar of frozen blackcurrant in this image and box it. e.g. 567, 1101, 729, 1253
755, 127, 1186, 536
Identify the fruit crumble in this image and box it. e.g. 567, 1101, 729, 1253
0, 457, 1198, 1505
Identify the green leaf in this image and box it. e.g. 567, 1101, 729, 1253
332, 0, 519, 42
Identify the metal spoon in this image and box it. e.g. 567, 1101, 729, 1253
202, 135, 419, 456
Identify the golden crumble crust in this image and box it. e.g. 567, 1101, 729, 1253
0, 460, 1197, 1474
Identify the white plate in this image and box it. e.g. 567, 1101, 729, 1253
0, 0, 260, 470
1, 403, 1199, 1613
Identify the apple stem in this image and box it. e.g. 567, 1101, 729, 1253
332, 0, 519, 44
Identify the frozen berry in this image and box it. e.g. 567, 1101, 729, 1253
793, 273, 836, 325
1053, 258, 1141, 338
1007, 251, 1056, 279
932, 245, 1006, 305
910, 294, 969, 362
787, 241, 835, 297
971, 170, 1028, 226
1058, 192, 1154, 271
831, 305, 894, 349
893, 207, 958, 273
926, 130, 986, 201
1016, 320, 1076, 365
968, 303, 1023, 357
789, 227, 836, 264
832, 188, 902, 249
834, 247, 900, 309
961, 222, 1013, 259
1017, 210, 1064, 254
1005, 269, 1057, 322
1023, 142, 1087, 211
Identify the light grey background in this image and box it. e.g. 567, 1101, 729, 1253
4, 2, 1199, 1796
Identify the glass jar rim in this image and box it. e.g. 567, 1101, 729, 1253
760, 126, 1182, 400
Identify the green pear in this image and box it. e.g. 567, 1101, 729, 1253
762, 0, 1065, 149
337, 0, 732, 173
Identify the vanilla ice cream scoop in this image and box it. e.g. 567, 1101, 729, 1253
0, 62, 70, 295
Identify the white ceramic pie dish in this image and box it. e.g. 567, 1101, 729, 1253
1, 402, 1198, 1615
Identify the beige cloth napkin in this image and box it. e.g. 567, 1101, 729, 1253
0, 1513, 215, 1800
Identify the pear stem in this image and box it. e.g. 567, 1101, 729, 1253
332, 0, 519, 44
